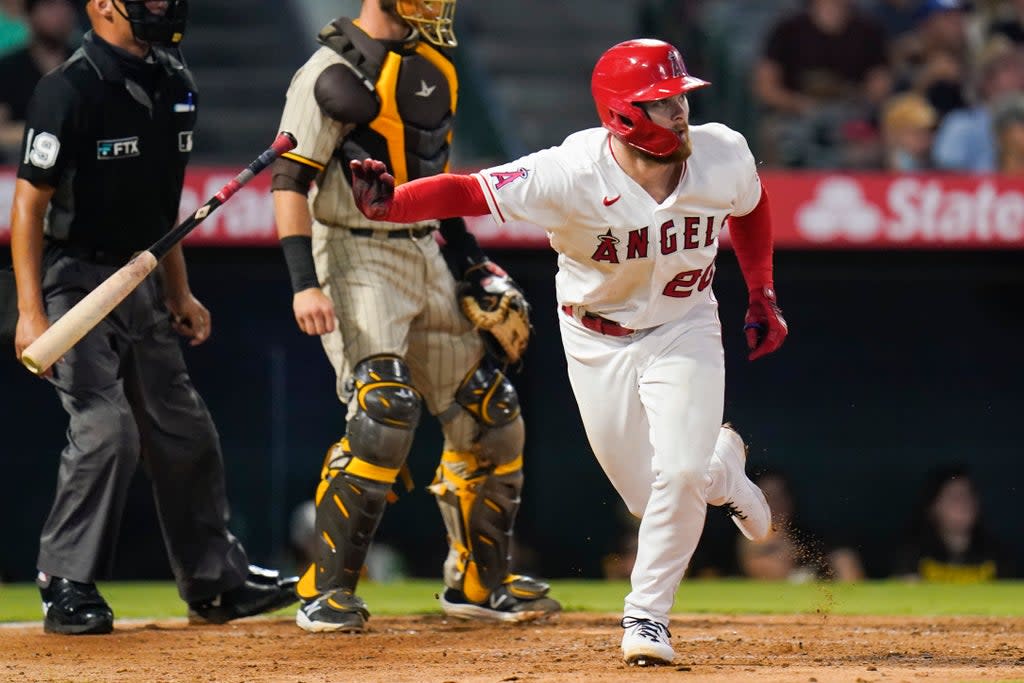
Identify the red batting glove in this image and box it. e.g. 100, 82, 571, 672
743, 286, 787, 361
350, 158, 395, 220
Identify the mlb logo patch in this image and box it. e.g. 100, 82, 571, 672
97, 136, 140, 159
178, 131, 193, 153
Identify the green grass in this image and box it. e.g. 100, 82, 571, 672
1, 579, 1022, 623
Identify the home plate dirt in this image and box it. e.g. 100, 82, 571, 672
3, 613, 1023, 682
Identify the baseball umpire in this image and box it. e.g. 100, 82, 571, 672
271, 0, 560, 632
10, 0, 297, 634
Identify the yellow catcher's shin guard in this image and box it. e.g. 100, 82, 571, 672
298, 438, 400, 600
431, 449, 524, 603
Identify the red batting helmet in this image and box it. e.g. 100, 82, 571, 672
591, 39, 709, 157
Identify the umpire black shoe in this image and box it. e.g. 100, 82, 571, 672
187, 565, 299, 625
37, 572, 114, 635
295, 590, 369, 633
440, 575, 561, 623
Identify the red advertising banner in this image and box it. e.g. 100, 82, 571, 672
2, 167, 1023, 249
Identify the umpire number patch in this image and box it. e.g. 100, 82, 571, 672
96, 136, 140, 159
178, 131, 193, 152
25, 129, 60, 169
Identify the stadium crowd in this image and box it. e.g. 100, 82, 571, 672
642, 0, 1024, 173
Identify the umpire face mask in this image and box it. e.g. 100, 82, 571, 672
114, 0, 188, 47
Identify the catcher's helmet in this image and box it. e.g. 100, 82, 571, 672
114, 0, 188, 47
591, 39, 709, 157
396, 0, 457, 48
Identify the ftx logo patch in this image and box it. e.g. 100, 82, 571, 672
97, 136, 140, 159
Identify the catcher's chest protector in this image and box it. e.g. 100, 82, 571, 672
318, 18, 457, 186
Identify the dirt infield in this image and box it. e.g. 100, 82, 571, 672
3, 613, 1023, 683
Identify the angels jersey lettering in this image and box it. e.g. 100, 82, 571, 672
474, 124, 761, 330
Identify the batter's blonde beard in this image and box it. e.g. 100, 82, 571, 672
648, 133, 692, 165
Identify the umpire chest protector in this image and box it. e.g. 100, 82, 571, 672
314, 19, 457, 185
20, 32, 198, 253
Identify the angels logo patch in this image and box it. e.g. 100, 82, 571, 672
490, 168, 529, 190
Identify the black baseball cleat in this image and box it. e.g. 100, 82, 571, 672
295, 590, 370, 633
38, 572, 114, 635
242, 564, 300, 593
439, 575, 562, 623
187, 565, 299, 625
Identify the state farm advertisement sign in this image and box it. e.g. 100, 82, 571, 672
769, 172, 1024, 248
1, 167, 1023, 249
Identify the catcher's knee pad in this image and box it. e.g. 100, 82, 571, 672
430, 449, 524, 603
448, 359, 525, 461
346, 355, 423, 469
296, 356, 421, 600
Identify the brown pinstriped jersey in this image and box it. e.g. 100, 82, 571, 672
277, 18, 457, 231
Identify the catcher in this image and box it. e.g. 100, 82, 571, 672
270, 0, 558, 633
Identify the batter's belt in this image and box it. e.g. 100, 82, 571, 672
561, 305, 635, 337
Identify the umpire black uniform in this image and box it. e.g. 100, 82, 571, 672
10, 0, 295, 635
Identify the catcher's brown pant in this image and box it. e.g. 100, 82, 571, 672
311, 221, 483, 419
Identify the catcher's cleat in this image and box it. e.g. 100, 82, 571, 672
439, 575, 561, 623
296, 590, 369, 633
620, 616, 674, 666
38, 573, 114, 635
714, 425, 772, 541
187, 566, 299, 625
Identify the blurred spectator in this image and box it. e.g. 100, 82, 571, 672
893, 465, 1016, 581
888, 0, 971, 119
863, 0, 927, 38
987, 0, 1024, 46
754, 0, 892, 167
0, 0, 29, 56
0, 0, 76, 163
932, 44, 1024, 171
738, 467, 865, 582
992, 92, 1024, 172
879, 91, 938, 169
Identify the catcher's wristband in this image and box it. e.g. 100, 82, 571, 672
280, 235, 320, 293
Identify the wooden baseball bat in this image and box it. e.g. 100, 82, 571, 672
20, 131, 297, 375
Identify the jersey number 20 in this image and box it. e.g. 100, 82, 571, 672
662, 263, 715, 298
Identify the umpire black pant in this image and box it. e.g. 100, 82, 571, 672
35, 247, 249, 602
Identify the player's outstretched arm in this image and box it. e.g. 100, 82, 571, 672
729, 188, 787, 360
350, 158, 489, 223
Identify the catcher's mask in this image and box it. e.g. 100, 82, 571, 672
114, 0, 188, 47
396, 0, 457, 48
591, 39, 709, 158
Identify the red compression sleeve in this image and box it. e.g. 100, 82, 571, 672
383, 173, 490, 223
728, 187, 774, 292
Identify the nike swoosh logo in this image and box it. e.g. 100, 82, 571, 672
603, 195, 621, 206
415, 80, 436, 97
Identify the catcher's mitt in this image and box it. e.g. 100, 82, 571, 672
458, 260, 531, 365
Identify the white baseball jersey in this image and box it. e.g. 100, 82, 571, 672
474, 124, 762, 330
475, 123, 764, 625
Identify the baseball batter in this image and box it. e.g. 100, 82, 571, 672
270, 0, 560, 633
349, 39, 788, 666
